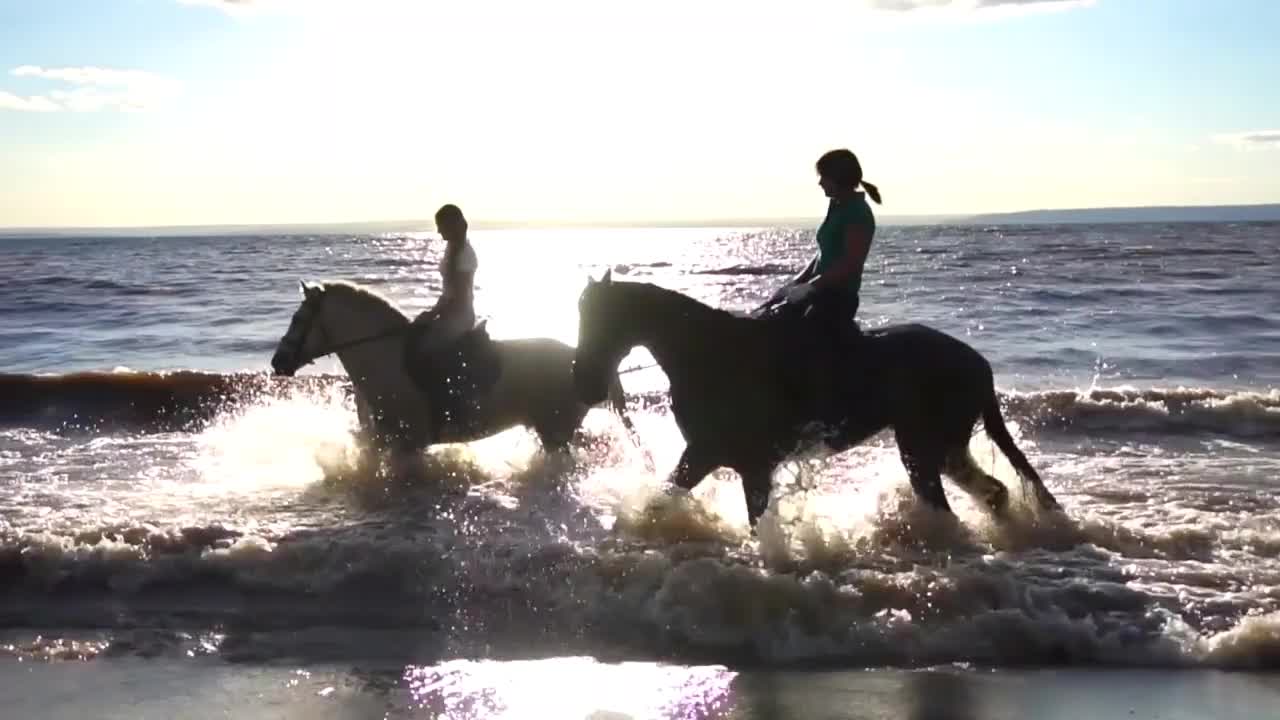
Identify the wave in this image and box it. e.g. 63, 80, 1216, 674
628, 385, 1280, 444
0, 275, 194, 299
692, 263, 793, 277
0, 370, 345, 432
2, 372, 1277, 443
611, 261, 792, 277
1006, 386, 1280, 441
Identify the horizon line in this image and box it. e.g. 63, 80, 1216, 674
2, 201, 1279, 236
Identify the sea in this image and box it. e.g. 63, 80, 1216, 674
1, 222, 1279, 719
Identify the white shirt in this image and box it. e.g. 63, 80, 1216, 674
443, 242, 478, 276
438, 241, 477, 306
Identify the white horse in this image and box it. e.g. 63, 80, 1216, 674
270, 280, 634, 453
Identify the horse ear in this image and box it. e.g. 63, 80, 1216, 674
601, 268, 612, 284
299, 280, 309, 295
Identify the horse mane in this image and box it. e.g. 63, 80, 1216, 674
313, 279, 411, 324
610, 279, 748, 325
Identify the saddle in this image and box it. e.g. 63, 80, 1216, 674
405, 319, 503, 440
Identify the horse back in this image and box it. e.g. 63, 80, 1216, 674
488, 336, 580, 408
861, 322, 994, 382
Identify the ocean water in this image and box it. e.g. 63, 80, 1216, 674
2, 223, 1279, 717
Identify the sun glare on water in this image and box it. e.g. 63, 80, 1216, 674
468, 229, 596, 347
403, 657, 736, 720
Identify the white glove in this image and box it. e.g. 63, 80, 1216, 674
784, 283, 817, 304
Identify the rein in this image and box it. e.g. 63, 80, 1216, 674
313, 326, 409, 358
296, 325, 410, 367
289, 284, 661, 375
304, 323, 656, 372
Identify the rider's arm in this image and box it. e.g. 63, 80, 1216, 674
445, 242, 476, 303
793, 255, 818, 284
434, 244, 478, 311
452, 244, 478, 300
780, 255, 817, 292
765, 255, 816, 306
810, 224, 870, 290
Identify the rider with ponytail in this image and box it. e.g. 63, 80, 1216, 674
765, 148, 882, 425
769, 148, 881, 323
413, 203, 479, 355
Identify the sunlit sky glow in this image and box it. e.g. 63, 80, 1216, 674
1, 0, 1277, 227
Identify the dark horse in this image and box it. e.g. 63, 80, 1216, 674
571, 271, 1062, 528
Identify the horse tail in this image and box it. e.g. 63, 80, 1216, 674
606, 370, 655, 472
981, 390, 1062, 512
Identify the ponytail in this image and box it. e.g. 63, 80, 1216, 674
817, 149, 882, 204
860, 180, 882, 205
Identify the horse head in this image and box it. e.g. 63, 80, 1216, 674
572, 268, 638, 404
271, 280, 327, 376
270, 280, 408, 376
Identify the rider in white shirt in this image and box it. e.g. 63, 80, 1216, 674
413, 203, 478, 354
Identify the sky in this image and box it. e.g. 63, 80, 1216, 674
0, 0, 1277, 227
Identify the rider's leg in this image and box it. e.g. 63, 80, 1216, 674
413, 304, 476, 440
805, 289, 860, 426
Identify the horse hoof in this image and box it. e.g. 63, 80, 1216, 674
986, 487, 1011, 517
660, 484, 691, 500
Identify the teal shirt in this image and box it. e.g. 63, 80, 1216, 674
814, 191, 875, 296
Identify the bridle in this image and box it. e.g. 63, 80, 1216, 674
276, 290, 410, 370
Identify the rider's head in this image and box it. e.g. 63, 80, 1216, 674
435, 204, 468, 244
816, 149, 881, 205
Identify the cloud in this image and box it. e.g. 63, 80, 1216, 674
178, 0, 254, 8
13, 65, 176, 90
176, 0, 280, 15
869, 0, 1094, 12
0, 91, 61, 112
1, 66, 179, 113
1213, 130, 1280, 149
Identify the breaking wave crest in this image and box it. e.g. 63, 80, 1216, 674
1007, 386, 1280, 441
4, 371, 1276, 443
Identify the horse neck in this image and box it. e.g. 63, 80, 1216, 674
320, 291, 406, 341
631, 287, 745, 385
319, 292, 410, 385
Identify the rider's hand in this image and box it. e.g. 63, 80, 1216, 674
784, 282, 816, 304
754, 287, 786, 315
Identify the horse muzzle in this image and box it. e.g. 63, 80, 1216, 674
270, 350, 298, 377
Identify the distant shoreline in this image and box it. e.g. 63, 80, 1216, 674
2, 203, 1278, 238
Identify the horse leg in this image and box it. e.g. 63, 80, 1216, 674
734, 461, 777, 529
668, 445, 717, 491
536, 423, 575, 454
943, 447, 1010, 516
533, 406, 587, 453
351, 394, 397, 456
895, 429, 952, 514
